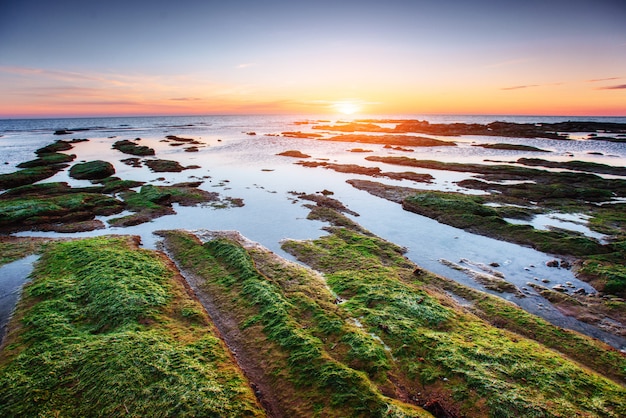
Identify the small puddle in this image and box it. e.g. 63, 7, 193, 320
0, 255, 39, 345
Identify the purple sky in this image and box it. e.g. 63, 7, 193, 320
1, 0, 624, 117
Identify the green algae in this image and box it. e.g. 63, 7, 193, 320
144, 159, 187, 172
517, 158, 626, 176
0, 236, 264, 417
0, 193, 123, 231
420, 273, 626, 384
402, 191, 606, 256
0, 165, 68, 190
349, 156, 626, 296
109, 184, 220, 226
112, 139, 155, 156
69, 160, 116, 180
281, 209, 626, 417
94, 176, 145, 193
0, 238, 50, 267
16, 152, 76, 168
160, 230, 431, 417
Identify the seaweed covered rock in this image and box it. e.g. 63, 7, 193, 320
0, 192, 123, 232
69, 160, 115, 180
144, 159, 186, 172
112, 139, 155, 156
0, 165, 69, 191
35, 139, 87, 155
17, 153, 76, 168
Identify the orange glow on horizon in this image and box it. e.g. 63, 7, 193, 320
1, 83, 624, 119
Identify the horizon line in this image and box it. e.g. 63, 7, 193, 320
2, 112, 625, 121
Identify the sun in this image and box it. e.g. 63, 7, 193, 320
333, 101, 361, 115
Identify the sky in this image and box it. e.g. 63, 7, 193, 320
0, 0, 625, 118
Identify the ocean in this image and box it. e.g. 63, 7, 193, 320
1, 114, 625, 348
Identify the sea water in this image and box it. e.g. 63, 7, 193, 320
1, 114, 625, 348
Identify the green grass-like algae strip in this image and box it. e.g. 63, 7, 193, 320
160, 230, 431, 417
0, 236, 264, 417
281, 212, 626, 417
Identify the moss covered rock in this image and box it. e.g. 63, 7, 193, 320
112, 139, 155, 156
69, 160, 115, 180
0, 166, 68, 191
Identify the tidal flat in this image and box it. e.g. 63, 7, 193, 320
1, 115, 626, 416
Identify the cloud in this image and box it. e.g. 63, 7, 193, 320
0, 65, 131, 87
170, 97, 203, 101
587, 77, 621, 83
597, 84, 626, 90
500, 84, 539, 91
69, 100, 143, 106
236, 63, 256, 69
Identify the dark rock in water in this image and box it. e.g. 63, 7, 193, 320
560, 260, 571, 269
574, 288, 587, 295
473, 143, 551, 152
69, 160, 116, 180
546, 259, 560, 268
34, 220, 106, 233
120, 157, 142, 168
299, 193, 359, 217
54, 129, 73, 135
277, 150, 311, 158
552, 284, 568, 292
144, 159, 186, 173
281, 131, 323, 139
489, 262, 500, 267
165, 135, 199, 143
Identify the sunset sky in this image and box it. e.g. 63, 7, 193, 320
1, 0, 625, 118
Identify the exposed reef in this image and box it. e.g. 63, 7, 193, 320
109, 183, 221, 227
324, 134, 456, 147
277, 150, 311, 158
291, 191, 360, 216
0, 182, 124, 233
17, 152, 76, 168
69, 160, 116, 180
112, 139, 155, 156
0, 236, 264, 417
472, 143, 551, 152
144, 159, 189, 172
0, 139, 86, 190
297, 161, 433, 183
314, 119, 626, 140
365, 156, 626, 204
0, 165, 69, 190
281, 131, 324, 139
164, 135, 204, 144
515, 158, 626, 176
